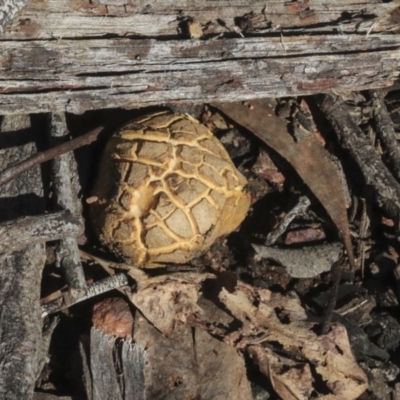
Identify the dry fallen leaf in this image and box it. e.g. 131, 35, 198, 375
81, 251, 367, 398
213, 99, 355, 269
218, 282, 368, 400
79, 250, 213, 336
249, 345, 314, 400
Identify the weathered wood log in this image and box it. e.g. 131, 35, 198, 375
317, 93, 400, 223
0, 115, 47, 399
0, 0, 28, 33
87, 327, 146, 400
0, 1, 399, 114
0, 210, 82, 254
4, 0, 398, 39
49, 112, 87, 300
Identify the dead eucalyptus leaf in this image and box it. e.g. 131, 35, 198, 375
212, 99, 355, 269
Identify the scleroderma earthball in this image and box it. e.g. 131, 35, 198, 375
90, 111, 251, 267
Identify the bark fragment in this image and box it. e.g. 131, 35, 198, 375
370, 90, 400, 182
50, 112, 87, 300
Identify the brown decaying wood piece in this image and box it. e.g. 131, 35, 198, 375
317, 93, 400, 225
0, 210, 82, 254
213, 99, 356, 270
0, 125, 102, 187
87, 296, 252, 400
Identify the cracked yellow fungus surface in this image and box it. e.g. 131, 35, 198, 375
90, 111, 251, 267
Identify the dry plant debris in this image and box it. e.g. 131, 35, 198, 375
82, 250, 366, 400
218, 282, 368, 400
90, 111, 250, 267
317, 93, 400, 228
7, 89, 400, 399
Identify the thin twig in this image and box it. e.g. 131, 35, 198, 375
358, 198, 369, 277
322, 258, 344, 334
0, 125, 103, 187
41, 273, 130, 316
0, 0, 29, 33
265, 196, 311, 245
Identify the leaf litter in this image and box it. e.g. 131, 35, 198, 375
42, 96, 388, 399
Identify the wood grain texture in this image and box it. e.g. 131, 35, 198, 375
0, 0, 28, 33
0, 35, 399, 115
3, 0, 399, 39
0, 0, 399, 114
0, 0, 400, 114
0, 210, 82, 254
49, 112, 87, 300
0, 115, 46, 399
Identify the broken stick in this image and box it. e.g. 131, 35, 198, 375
49, 113, 95, 300
41, 273, 130, 316
0, 125, 102, 187
369, 90, 400, 183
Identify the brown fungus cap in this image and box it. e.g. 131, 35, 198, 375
90, 111, 250, 267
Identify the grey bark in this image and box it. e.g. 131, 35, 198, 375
0, 114, 46, 400
0, 0, 28, 33
49, 112, 87, 300
89, 327, 145, 400
252, 242, 343, 278
41, 273, 129, 315
0, 1, 399, 114
317, 93, 400, 223
3, 0, 398, 39
0, 210, 82, 254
